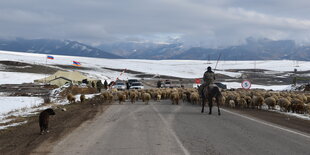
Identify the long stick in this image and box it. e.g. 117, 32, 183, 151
214, 53, 222, 72
45, 55, 47, 84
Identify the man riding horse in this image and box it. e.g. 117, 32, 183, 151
199, 66, 221, 115
201, 66, 215, 95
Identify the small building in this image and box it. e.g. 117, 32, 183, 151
34, 71, 99, 87
49, 77, 72, 87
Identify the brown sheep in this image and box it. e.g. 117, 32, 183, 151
107, 93, 114, 103
306, 96, 310, 103
170, 92, 179, 105
237, 97, 247, 108
142, 93, 151, 104
118, 92, 126, 104
101, 91, 109, 101
265, 97, 277, 110
130, 91, 137, 104
156, 94, 162, 101
278, 98, 291, 112
67, 93, 76, 103
190, 92, 200, 105
229, 99, 235, 108
160, 90, 166, 99
184, 91, 191, 103
305, 104, 310, 114
291, 99, 305, 114
80, 94, 86, 103
252, 95, 264, 109
39, 108, 55, 135
244, 96, 252, 108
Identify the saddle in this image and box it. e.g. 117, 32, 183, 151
200, 84, 219, 98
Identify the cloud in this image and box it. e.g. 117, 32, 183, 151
0, 0, 310, 47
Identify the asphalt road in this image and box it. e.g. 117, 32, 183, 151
45, 100, 310, 155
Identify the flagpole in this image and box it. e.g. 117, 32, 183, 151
45, 55, 47, 84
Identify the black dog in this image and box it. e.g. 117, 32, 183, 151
39, 108, 55, 135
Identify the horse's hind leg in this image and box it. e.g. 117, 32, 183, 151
208, 98, 212, 115
217, 100, 221, 115
201, 98, 205, 113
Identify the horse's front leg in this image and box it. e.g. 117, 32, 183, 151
217, 98, 221, 115
201, 98, 205, 113
208, 98, 213, 115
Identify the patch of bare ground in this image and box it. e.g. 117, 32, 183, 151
227, 108, 310, 134
224, 69, 270, 73
102, 67, 185, 79
0, 100, 109, 155
0, 61, 59, 74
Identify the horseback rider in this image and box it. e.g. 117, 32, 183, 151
201, 66, 215, 92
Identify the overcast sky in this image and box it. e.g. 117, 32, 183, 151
1, 0, 310, 47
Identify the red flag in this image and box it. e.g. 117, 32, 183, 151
73, 61, 81, 66
195, 78, 201, 84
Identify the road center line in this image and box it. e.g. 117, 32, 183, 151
151, 105, 191, 155
222, 109, 310, 140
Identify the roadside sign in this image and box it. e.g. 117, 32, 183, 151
241, 80, 251, 89
195, 78, 201, 84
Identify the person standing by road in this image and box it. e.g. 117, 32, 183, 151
157, 80, 162, 88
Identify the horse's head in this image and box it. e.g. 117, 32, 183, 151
197, 85, 203, 94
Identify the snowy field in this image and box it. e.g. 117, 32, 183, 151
0, 71, 46, 85
0, 97, 43, 115
0, 50, 309, 129
0, 50, 308, 90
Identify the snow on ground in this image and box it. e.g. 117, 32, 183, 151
0, 71, 46, 84
74, 93, 100, 102
0, 50, 309, 129
0, 96, 44, 129
275, 110, 310, 121
222, 82, 291, 91
0, 95, 70, 130
0, 97, 43, 115
0, 121, 28, 130
1, 50, 309, 82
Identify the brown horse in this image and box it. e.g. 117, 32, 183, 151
198, 85, 222, 115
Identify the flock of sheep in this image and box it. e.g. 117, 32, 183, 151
222, 89, 310, 114
67, 87, 310, 115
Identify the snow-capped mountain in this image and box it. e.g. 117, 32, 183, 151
0, 38, 122, 59
2, 38, 310, 60
97, 38, 310, 60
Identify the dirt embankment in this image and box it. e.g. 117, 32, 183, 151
0, 100, 109, 155
0, 61, 59, 74
228, 108, 310, 134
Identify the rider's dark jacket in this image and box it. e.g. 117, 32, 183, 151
203, 70, 215, 86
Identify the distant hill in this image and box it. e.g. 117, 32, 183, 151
98, 38, 310, 60
173, 38, 301, 60
97, 42, 184, 59
1, 38, 310, 60
0, 38, 122, 59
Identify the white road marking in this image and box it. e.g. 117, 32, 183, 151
152, 105, 191, 155
222, 109, 310, 140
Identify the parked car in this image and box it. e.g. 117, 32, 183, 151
112, 82, 126, 90
128, 79, 139, 86
129, 82, 144, 89
161, 80, 181, 88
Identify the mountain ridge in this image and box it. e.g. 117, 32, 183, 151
0, 38, 122, 59
1, 38, 310, 60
